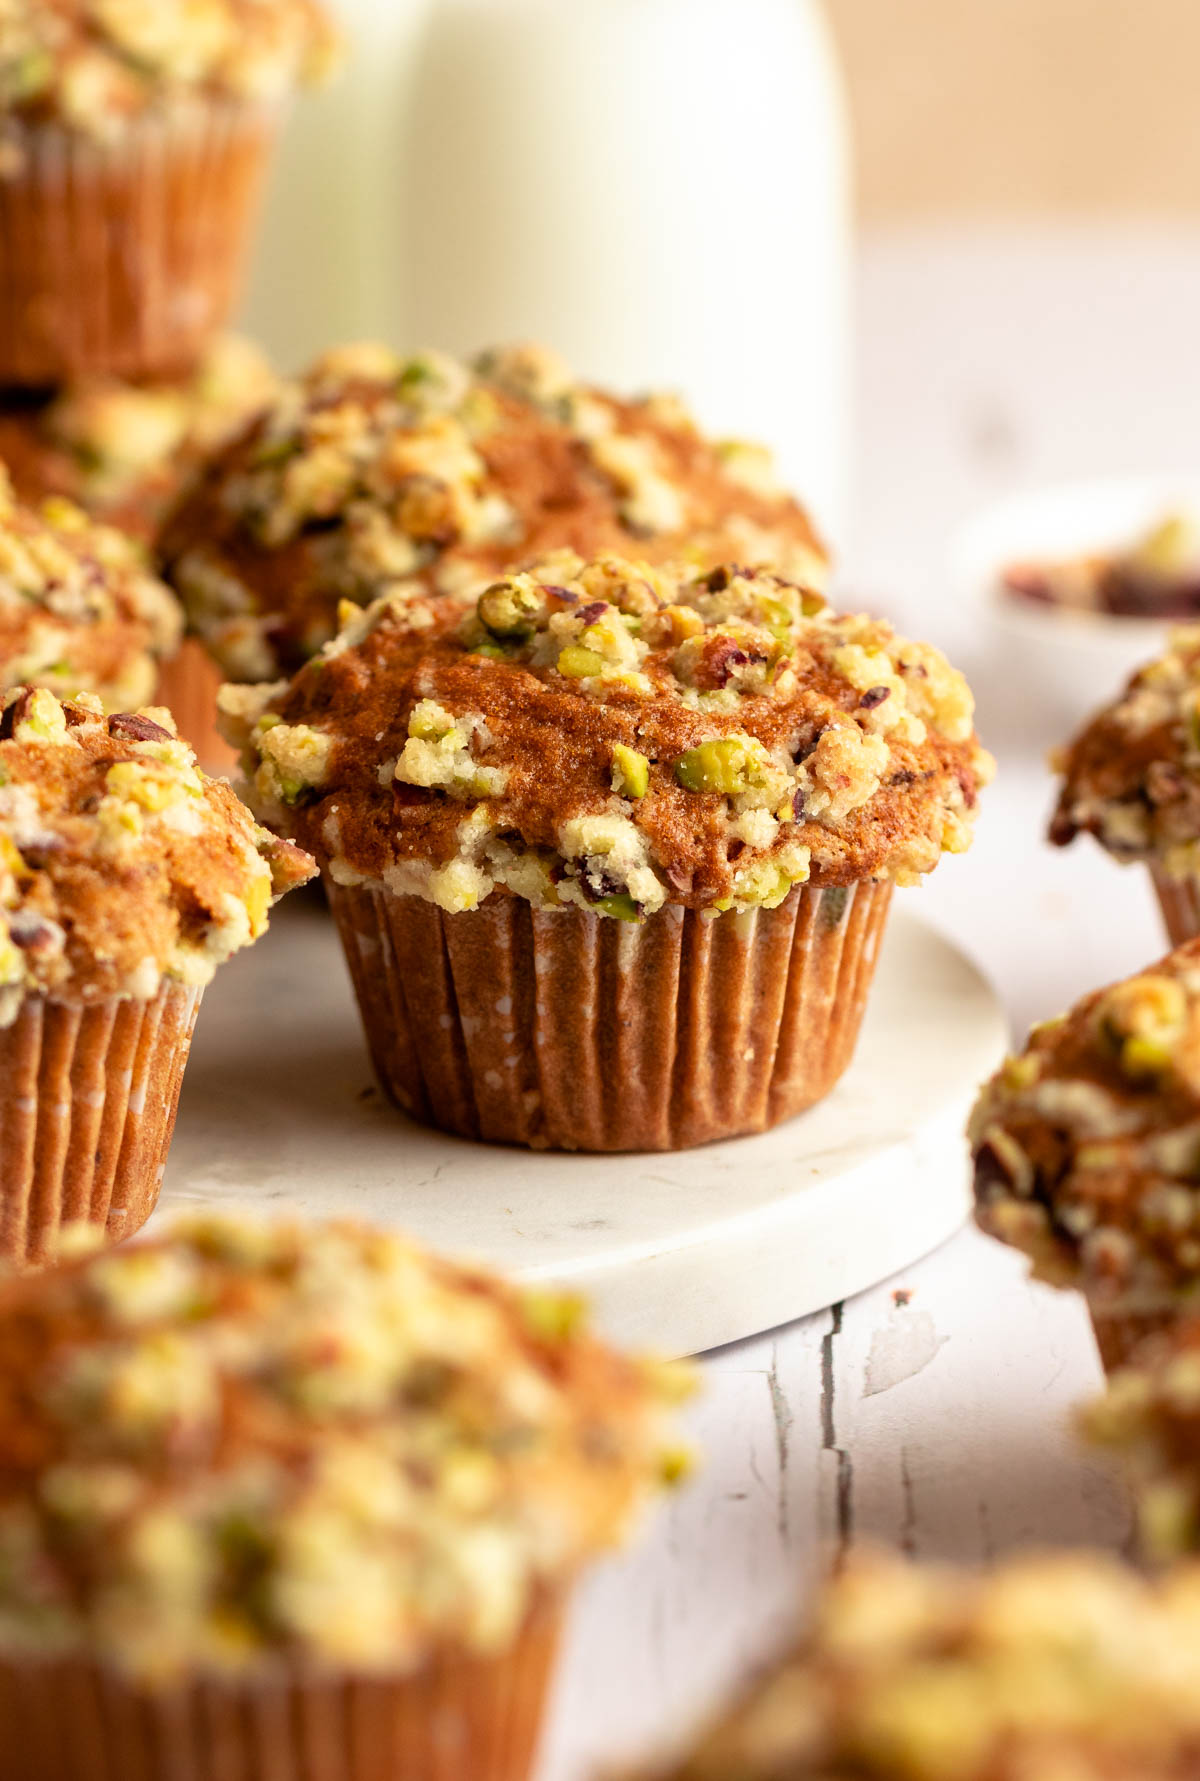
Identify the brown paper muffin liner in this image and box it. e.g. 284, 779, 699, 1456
1088, 1303, 1178, 1375
0, 980, 201, 1268
1150, 865, 1200, 947
0, 101, 277, 384
0, 1601, 562, 1781
327, 877, 893, 1152
156, 640, 237, 776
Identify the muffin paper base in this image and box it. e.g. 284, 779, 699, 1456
0, 1604, 562, 1781
327, 878, 893, 1152
1088, 1304, 1178, 1375
156, 641, 237, 775
1150, 866, 1200, 947
0, 982, 201, 1268
0, 103, 276, 384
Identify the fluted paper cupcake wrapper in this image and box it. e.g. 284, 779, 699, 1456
156, 641, 237, 776
327, 878, 893, 1152
0, 101, 277, 384
1088, 1302, 1181, 1376
0, 981, 201, 1268
0, 1604, 562, 1781
1150, 865, 1200, 948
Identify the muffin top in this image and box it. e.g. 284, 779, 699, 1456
645, 1551, 1200, 1780
1085, 1318, 1200, 1561
0, 1213, 689, 1681
0, 0, 338, 153
220, 553, 990, 920
1051, 626, 1200, 878
160, 341, 829, 682
0, 335, 278, 542
0, 472, 181, 709
971, 941, 1200, 1311
0, 685, 312, 1018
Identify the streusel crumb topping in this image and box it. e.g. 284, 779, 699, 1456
972, 940, 1200, 1313
161, 341, 828, 682
644, 1550, 1200, 1779
0, 0, 338, 158
0, 685, 312, 1018
0, 471, 181, 708
0, 1214, 690, 1680
1052, 625, 1200, 881
0, 335, 277, 540
220, 554, 990, 919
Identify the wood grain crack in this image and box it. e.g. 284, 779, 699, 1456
767, 1341, 794, 1545
820, 1301, 854, 1561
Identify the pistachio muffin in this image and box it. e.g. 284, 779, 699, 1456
224, 552, 990, 1151
0, 0, 339, 382
0, 471, 181, 710
970, 940, 1200, 1370
160, 340, 829, 684
637, 1551, 1200, 1780
0, 686, 313, 1265
1085, 1317, 1200, 1561
0, 336, 278, 768
1051, 626, 1200, 945
0, 335, 278, 541
0, 1212, 690, 1781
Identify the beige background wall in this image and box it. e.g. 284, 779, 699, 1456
825, 0, 1200, 217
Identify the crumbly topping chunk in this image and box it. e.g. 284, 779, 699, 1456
0, 335, 278, 542
0, 1214, 689, 1679
221, 554, 989, 919
0, 685, 312, 1016
1051, 626, 1200, 878
0, 473, 181, 708
0, 0, 338, 153
971, 941, 1200, 1310
160, 341, 829, 683
646, 1551, 1200, 1780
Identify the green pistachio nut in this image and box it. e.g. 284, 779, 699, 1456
595, 892, 641, 922
611, 743, 650, 799
477, 578, 546, 639
1121, 1034, 1175, 1080
557, 645, 606, 680
675, 735, 760, 796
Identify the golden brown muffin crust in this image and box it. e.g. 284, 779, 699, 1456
221, 555, 989, 919
161, 342, 828, 682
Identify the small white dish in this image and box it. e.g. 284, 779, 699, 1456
947, 472, 1200, 746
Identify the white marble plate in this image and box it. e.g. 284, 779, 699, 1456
152, 899, 1008, 1358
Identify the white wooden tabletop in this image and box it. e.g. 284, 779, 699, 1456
535, 222, 1200, 1779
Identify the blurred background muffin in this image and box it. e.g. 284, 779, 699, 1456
971, 941, 1200, 1371
1085, 1315, 1200, 1563
634, 1549, 1200, 1779
0, 0, 338, 383
0, 335, 277, 541
0, 1212, 689, 1781
1051, 627, 1200, 947
223, 552, 989, 1151
159, 340, 829, 684
0, 688, 312, 1265
0, 335, 278, 770
0, 472, 180, 710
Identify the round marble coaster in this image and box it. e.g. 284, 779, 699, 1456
153, 898, 1008, 1358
